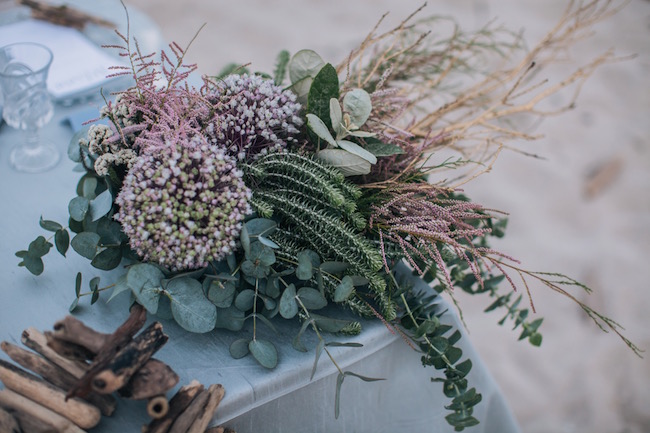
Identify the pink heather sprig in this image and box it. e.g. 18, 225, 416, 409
204, 74, 303, 161
369, 184, 514, 291
115, 133, 251, 271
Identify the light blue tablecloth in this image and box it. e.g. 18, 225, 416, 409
0, 3, 522, 432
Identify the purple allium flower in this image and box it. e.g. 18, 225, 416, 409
115, 133, 252, 271
205, 74, 303, 161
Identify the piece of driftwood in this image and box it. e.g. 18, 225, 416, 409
0, 388, 86, 433
0, 359, 101, 429
0, 406, 21, 433
143, 380, 204, 433
67, 304, 147, 399
205, 428, 236, 433
168, 388, 210, 433
118, 358, 179, 400
1, 341, 116, 417
22, 328, 88, 379
52, 316, 109, 354
45, 332, 95, 362
8, 408, 58, 433
146, 395, 169, 419
19, 0, 114, 29
90, 322, 168, 395
187, 384, 226, 433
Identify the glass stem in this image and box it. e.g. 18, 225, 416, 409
24, 128, 39, 151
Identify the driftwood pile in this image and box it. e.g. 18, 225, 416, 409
0, 304, 231, 433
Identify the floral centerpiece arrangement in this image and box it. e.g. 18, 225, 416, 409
17, 1, 640, 430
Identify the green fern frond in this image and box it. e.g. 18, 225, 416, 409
245, 152, 396, 318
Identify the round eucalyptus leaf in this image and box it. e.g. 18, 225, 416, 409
245, 218, 277, 237
208, 281, 237, 308
167, 277, 217, 333
297, 287, 327, 310
288, 49, 325, 84
214, 306, 246, 331
343, 88, 372, 127
91, 247, 122, 270
229, 338, 251, 359
68, 196, 89, 222
28, 236, 52, 258
234, 289, 256, 312
295, 251, 313, 281
155, 293, 174, 320
54, 228, 70, 257
71, 232, 100, 260
240, 224, 251, 255
316, 149, 371, 177
319, 261, 349, 275
279, 284, 298, 319
39, 216, 62, 232
80, 176, 98, 199
20, 255, 44, 276
258, 236, 279, 249
107, 275, 130, 303
89, 189, 113, 222
334, 276, 355, 302
248, 339, 278, 369
126, 263, 164, 314
69, 297, 79, 313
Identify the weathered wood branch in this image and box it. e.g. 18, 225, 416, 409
168, 388, 210, 433
187, 384, 225, 433
67, 304, 147, 399
90, 321, 168, 395
21, 328, 88, 379
146, 395, 169, 419
52, 316, 109, 354
0, 406, 21, 433
0, 359, 101, 429
143, 380, 204, 433
45, 332, 95, 362
0, 388, 86, 433
118, 358, 178, 400
1, 341, 116, 417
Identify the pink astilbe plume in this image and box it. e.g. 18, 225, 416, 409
369, 183, 517, 291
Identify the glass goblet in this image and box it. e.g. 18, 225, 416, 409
0, 42, 59, 173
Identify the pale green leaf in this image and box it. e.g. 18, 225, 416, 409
249, 339, 278, 369
68, 196, 89, 222
334, 276, 355, 302
71, 232, 100, 260
89, 189, 113, 222
337, 140, 377, 164
329, 98, 343, 137
126, 263, 164, 314
230, 338, 251, 359
167, 277, 217, 333
316, 149, 371, 176
306, 114, 336, 146
343, 88, 372, 126
297, 287, 327, 310
279, 284, 298, 319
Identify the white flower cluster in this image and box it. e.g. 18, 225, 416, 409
205, 74, 303, 161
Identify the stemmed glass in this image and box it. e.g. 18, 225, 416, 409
0, 42, 59, 172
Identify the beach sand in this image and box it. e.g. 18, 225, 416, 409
125, 1, 650, 431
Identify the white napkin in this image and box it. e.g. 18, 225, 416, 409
0, 19, 124, 100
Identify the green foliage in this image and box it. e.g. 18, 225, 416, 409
273, 50, 290, 85
307, 63, 339, 129
395, 278, 481, 432
244, 152, 396, 320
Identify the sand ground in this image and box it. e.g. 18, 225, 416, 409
124, 1, 650, 432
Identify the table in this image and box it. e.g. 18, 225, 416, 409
0, 3, 522, 432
